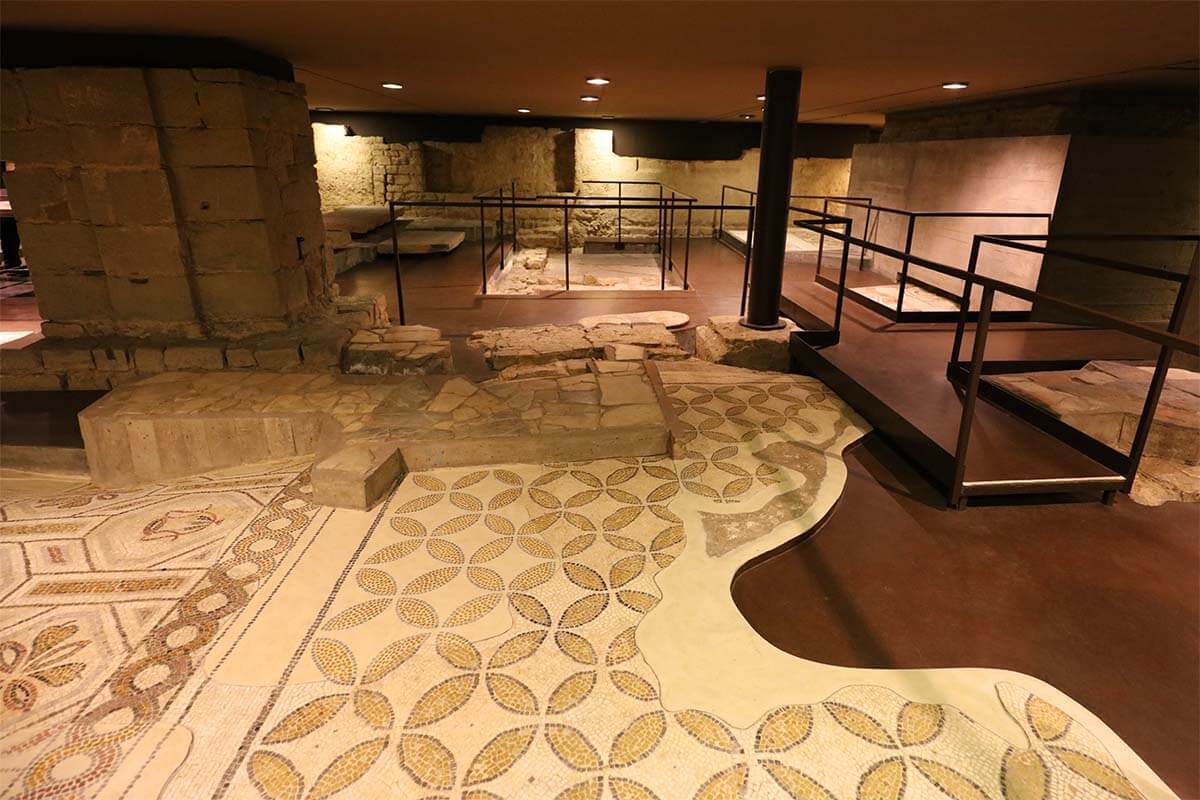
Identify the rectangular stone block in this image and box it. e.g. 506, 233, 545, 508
163, 343, 225, 371
67, 125, 161, 166
39, 346, 95, 371
133, 344, 165, 373
186, 221, 276, 273
2, 167, 88, 223
172, 166, 268, 221
163, 128, 261, 167
193, 271, 287, 320
66, 370, 113, 390
254, 342, 301, 370
81, 168, 177, 226
32, 271, 112, 320
311, 441, 403, 510
58, 68, 154, 125
226, 346, 257, 368
0, 127, 74, 166
96, 225, 187, 277
1, 372, 64, 391
16, 69, 67, 125
18, 222, 100, 271
145, 68, 203, 127
0, 348, 42, 373
196, 82, 251, 129
301, 328, 352, 368
107, 275, 198, 322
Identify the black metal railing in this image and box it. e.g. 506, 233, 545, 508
791, 207, 1199, 505
808, 200, 1053, 320
386, 195, 743, 306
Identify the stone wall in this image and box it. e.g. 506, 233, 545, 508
311, 123, 852, 249
845, 136, 1069, 310
1, 66, 329, 339
1035, 136, 1200, 325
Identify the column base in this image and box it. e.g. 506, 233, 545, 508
738, 317, 788, 331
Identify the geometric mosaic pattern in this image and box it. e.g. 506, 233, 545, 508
0, 369, 1162, 799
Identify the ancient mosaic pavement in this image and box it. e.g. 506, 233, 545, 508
0, 366, 1174, 799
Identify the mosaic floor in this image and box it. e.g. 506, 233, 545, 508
0, 364, 1174, 799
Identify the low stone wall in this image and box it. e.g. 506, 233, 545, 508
0, 293, 389, 390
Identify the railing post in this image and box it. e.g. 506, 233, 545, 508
859, 201, 872, 268
389, 200, 406, 324
479, 199, 488, 295
1121, 247, 1198, 491
511, 178, 518, 253
950, 235, 983, 364
563, 197, 571, 291
617, 182, 623, 247
949, 285, 994, 508
718, 185, 726, 240
895, 214, 916, 316
683, 199, 693, 289
740, 205, 755, 316
834, 216, 852, 336
816, 197, 829, 269
498, 187, 506, 270
663, 191, 675, 289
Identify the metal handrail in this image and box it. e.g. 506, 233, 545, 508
791, 208, 1198, 505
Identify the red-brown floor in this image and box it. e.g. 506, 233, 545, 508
732, 434, 1199, 797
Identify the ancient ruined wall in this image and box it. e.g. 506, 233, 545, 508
846, 136, 1069, 310
311, 123, 851, 249
1, 66, 328, 339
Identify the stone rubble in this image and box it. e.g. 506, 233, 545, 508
693, 315, 800, 372
342, 325, 453, 375
469, 322, 689, 369
987, 360, 1200, 505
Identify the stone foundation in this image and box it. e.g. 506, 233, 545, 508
469, 322, 688, 369
693, 315, 799, 372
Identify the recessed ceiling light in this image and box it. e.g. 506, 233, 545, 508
314, 106, 335, 112
601, 115, 615, 120
755, 94, 766, 101
585, 77, 610, 86
941, 81, 969, 90
381, 82, 404, 90
739, 113, 754, 120
580, 95, 601, 102
516, 107, 532, 113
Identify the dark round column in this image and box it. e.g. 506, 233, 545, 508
742, 68, 802, 330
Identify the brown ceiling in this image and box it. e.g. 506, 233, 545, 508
3, 1, 1198, 127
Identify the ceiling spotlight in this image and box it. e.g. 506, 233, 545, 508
755, 94, 766, 101
941, 81, 969, 90
516, 107, 532, 113
585, 77, 610, 86
381, 82, 404, 90
314, 106, 335, 112
580, 95, 601, 102
601, 114, 616, 120
739, 113, 754, 120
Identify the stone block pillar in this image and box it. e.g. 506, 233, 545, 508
1, 65, 329, 339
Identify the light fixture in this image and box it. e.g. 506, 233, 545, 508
755, 94, 766, 101
601, 114, 615, 120
314, 106, 335, 112
381, 82, 404, 90
516, 107, 532, 113
580, 95, 601, 102
941, 81, 969, 90
585, 77, 610, 86
739, 113, 754, 120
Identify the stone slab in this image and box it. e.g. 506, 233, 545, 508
580, 310, 689, 329
321, 205, 392, 235
371, 230, 465, 255
76, 359, 673, 509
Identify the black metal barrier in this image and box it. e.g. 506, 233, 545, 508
791, 209, 1199, 506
